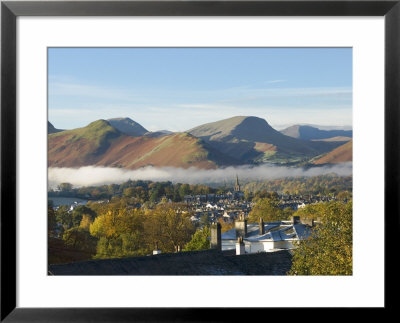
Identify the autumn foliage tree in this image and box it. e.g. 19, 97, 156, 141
90, 208, 147, 258
288, 200, 352, 275
144, 202, 195, 253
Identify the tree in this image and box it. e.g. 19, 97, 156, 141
183, 226, 211, 251
62, 227, 97, 256
244, 189, 254, 202
217, 217, 234, 233
58, 182, 73, 192
55, 205, 72, 233
94, 232, 146, 259
288, 200, 352, 275
149, 183, 164, 203
283, 206, 295, 219
337, 190, 352, 201
123, 187, 136, 198
48, 204, 58, 238
248, 197, 285, 223
90, 208, 147, 258
179, 184, 190, 200
199, 214, 210, 228
292, 203, 325, 220
79, 215, 93, 230
144, 203, 195, 253
71, 205, 97, 227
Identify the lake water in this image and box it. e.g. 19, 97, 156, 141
49, 197, 88, 207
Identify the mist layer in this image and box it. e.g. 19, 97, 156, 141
48, 163, 352, 188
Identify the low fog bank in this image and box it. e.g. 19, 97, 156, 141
48, 163, 352, 189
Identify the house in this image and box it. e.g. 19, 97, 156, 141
297, 202, 306, 209
212, 215, 312, 255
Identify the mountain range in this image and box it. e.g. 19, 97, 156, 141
280, 124, 352, 141
48, 116, 352, 169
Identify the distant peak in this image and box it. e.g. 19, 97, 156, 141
108, 117, 134, 122
228, 115, 270, 124
107, 117, 148, 136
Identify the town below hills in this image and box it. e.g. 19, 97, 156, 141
48, 116, 352, 169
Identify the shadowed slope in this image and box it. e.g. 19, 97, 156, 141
313, 140, 353, 164
188, 116, 341, 164
107, 117, 148, 137
281, 124, 352, 140
48, 121, 63, 134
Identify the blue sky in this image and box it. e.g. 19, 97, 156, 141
48, 48, 352, 131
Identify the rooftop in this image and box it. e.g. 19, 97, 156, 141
221, 222, 311, 242
48, 249, 293, 276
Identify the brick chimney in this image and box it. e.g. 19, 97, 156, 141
210, 222, 221, 250
235, 213, 247, 238
236, 236, 245, 255
259, 217, 265, 235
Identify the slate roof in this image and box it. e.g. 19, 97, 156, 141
48, 249, 293, 276
221, 222, 311, 242
221, 223, 280, 240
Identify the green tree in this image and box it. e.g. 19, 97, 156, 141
149, 183, 164, 203
183, 226, 211, 251
94, 232, 146, 259
199, 214, 210, 227
292, 203, 325, 221
62, 227, 98, 256
288, 200, 352, 275
248, 197, 285, 223
58, 182, 73, 192
179, 184, 190, 200
71, 205, 97, 227
55, 205, 72, 233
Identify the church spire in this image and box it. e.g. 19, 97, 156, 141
234, 174, 240, 192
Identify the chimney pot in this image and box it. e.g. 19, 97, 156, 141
210, 222, 222, 250
235, 216, 248, 239
236, 236, 245, 255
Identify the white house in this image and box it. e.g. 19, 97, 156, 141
297, 202, 306, 209
218, 216, 312, 254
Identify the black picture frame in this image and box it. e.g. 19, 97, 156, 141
1, 0, 398, 321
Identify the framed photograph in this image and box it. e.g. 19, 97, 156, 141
1, 0, 398, 320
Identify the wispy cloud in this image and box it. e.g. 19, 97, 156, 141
48, 163, 352, 188
48, 76, 352, 131
49, 82, 136, 101
266, 80, 287, 84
